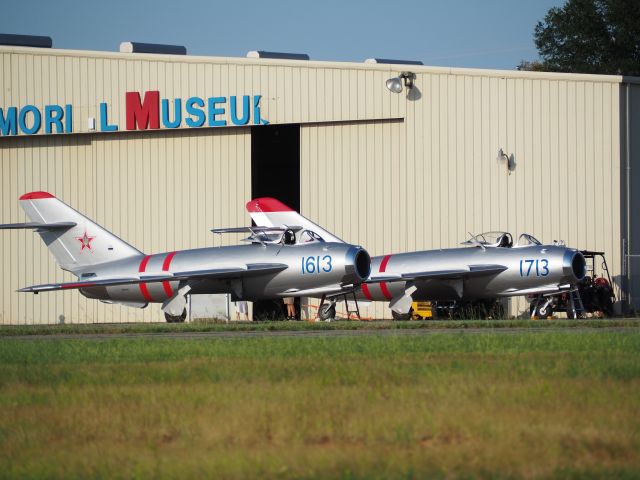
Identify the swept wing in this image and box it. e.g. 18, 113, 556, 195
367, 264, 507, 283
17, 263, 288, 293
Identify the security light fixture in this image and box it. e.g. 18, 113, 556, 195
496, 148, 516, 174
386, 72, 416, 93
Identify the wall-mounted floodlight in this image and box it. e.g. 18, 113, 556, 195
385, 72, 416, 93
497, 148, 516, 174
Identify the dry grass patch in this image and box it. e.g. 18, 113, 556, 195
0, 332, 638, 479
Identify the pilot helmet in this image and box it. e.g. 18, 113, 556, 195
283, 229, 296, 245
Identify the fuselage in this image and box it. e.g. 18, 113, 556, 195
356, 245, 586, 303
78, 242, 370, 304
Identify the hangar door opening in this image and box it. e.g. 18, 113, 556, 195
251, 124, 300, 212
251, 124, 301, 320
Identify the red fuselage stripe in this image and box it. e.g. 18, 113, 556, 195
379, 254, 391, 273
162, 251, 177, 298
379, 282, 393, 301
138, 255, 153, 302
378, 254, 393, 300
361, 283, 373, 300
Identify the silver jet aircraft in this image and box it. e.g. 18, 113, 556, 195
0, 192, 371, 322
246, 198, 587, 320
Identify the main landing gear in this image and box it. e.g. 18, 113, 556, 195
318, 303, 336, 321
317, 292, 362, 321
164, 309, 186, 323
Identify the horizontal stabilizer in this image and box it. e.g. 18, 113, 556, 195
0, 221, 76, 231
18, 263, 289, 293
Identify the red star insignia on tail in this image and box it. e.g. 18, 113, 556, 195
75, 230, 95, 252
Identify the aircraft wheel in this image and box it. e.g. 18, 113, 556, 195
392, 308, 413, 321
537, 302, 553, 318
318, 303, 336, 321
164, 309, 186, 323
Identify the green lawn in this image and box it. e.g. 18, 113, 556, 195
1, 317, 639, 337
0, 331, 639, 479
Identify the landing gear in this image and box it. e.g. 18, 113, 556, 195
391, 308, 413, 321
318, 303, 336, 321
530, 297, 554, 318
164, 309, 186, 323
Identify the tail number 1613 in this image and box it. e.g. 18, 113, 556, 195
301, 255, 332, 274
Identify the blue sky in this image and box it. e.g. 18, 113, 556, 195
2, 0, 563, 70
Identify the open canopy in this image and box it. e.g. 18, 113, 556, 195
462, 232, 542, 248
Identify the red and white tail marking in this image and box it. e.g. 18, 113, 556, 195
246, 197, 344, 243
18, 191, 142, 273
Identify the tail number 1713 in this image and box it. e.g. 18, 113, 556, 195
301, 255, 333, 274
520, 259, 549, 277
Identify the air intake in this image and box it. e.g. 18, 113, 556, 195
0, 33, 52, 48
247, 51, 309, 60
119, 42, 187, 55
364, 58, 424, 65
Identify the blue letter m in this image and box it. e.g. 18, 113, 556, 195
0, 107, 17, 136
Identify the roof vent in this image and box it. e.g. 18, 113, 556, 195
247, 50, 309, 60
0, 33, 52, 48
120, 42, 187, 55
365, 58, 424, 66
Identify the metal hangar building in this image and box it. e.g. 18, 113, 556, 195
1, 39, 639, 324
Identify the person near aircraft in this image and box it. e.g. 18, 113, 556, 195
235, 300, 249, 321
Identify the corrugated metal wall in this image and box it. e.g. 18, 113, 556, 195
0, 47, 633, 322
300, 73, 623, 319
0, 49, 404, 134
0, 128, 250, 324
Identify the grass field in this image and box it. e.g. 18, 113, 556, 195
1, 317, 640, 337
1, 330, 639, 479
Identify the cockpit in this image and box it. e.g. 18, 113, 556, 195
246, 227, 325, 246
461, 231, 542, 248
299, 229, 325, 244
212, 225, 326, 246
281, 228, 325, 245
